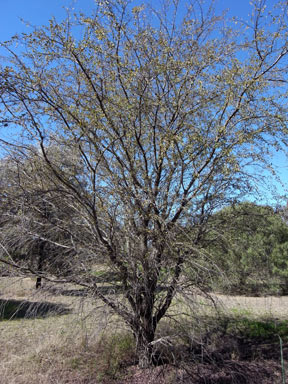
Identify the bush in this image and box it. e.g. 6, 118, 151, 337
95, 332, 136, 381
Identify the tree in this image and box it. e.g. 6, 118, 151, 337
0, 151, 84, 286
1, 0, 288, 367
201, 202, 288, 293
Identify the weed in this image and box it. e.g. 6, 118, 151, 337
230, 307, 253, 317
0, 277, 287, 383
95, 332, 136, 381
231, 317, 288, 341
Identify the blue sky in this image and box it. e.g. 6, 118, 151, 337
0, 0, 287, 204
0, 0, 273, 42
0, 0, 94, 42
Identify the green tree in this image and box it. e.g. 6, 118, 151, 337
1, 0, 288, 367
202, 202, 288, 293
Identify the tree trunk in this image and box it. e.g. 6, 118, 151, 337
135, 327, 155, 369
137, 343, 153, 369
131, 305, 156, 368
35, 242, 45, 289
281, 278, 288, 295
35, 276, 42, 289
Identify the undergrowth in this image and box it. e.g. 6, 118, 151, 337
0, 277, 286, 383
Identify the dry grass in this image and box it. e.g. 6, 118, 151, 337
0, 277, 287, 383
0, 277, 126, 384
214, 293, 288, 318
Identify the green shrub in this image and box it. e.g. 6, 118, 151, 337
95, 332, 136, 381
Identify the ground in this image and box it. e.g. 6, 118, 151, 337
0, 277, 287, 383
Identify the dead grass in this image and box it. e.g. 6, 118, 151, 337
0, 277, 287, 383
0, 277, 127, 384
214, 293, 288, 318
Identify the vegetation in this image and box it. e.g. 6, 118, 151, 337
0, 0, 288, 369
0, 278, 287, 383
199, 202, 288, 294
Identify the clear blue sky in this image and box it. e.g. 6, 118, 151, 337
0, 0, 272, 42
0, 0, 287, 204
0, 0, 95, 42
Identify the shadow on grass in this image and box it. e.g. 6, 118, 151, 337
0, 298, 71, 320
47, 284, 124, 297
47, 284, 168, 297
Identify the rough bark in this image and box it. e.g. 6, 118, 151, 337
135, 323, 156, 369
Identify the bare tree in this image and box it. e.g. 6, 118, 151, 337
1, 0, 288, 367
0, 151, 86, 285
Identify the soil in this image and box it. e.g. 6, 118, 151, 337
114, 360, 282, 384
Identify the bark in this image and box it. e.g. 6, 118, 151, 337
135, 325, 156, 369
35, 277, 42, 289
130, 288, 157, 368
137, 343, 154, 369
35, 242, 45, 289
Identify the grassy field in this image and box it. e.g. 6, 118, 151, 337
0, 277, 287, 383
0, 277, 125, 383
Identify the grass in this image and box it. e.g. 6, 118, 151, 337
0, 277, 127, 383
232, 317, 288, 340
0, 298, 70, 320
215, 292, 288, 318
0, 277, 287, 383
